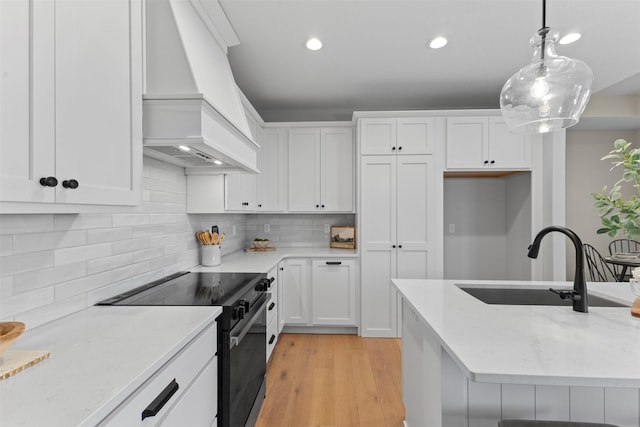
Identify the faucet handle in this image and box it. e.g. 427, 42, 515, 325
549, 288, 582, 301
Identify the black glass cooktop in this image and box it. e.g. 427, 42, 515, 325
96, 272, 266, 307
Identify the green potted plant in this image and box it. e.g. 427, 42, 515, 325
592, 139, 640, 238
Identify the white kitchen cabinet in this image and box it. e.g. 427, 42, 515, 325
99, 323, 217, 426
311, 259, 357, 325
281, 258, 309, 324
225, 173, 257, 211
265, 266, 279, 362
359, 117, 435, 155
288, 127, 354, 212
446, 116, 530, 169
277, 261, 286, 333
256, 128, 287, 212
0, 0, 142, 207
359, 155, 435, 337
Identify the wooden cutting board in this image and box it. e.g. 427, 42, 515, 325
244, 247, 277, 252
0, 349, 51, 380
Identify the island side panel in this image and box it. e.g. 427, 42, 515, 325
401, 299, 442, 427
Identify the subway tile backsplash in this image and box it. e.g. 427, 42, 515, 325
0, 156, 354, 329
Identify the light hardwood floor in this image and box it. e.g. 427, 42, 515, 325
255, 334, 405, 427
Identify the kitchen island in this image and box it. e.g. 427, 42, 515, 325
393, 279, 640, 427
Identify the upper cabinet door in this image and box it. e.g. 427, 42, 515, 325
257, 128, 287, 212
0, 0, 55, 203
54, 0, 142, 205
360, 118, 397, 155
396, 118, 434, 155
288, 128, 321, 212
320, 128, 354, 212
488, 117, 531, 169
1, 0, 142, 208
446, 117, 488, 169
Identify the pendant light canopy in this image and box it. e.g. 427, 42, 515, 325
499, 0, 593, 134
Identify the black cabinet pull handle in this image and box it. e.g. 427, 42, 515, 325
268, 302, 275, 311
269, 335, 276, 344
62, 179, 79, 189
141, 379, 179, 420
39, 176, 58, 187
326, 261, 342, 265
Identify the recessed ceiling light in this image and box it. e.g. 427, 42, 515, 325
429, 37, 448, 49
305, 38, 323, 51
213, 159, 223, 165
178, 145, 190, 152
559, 33, 582, 45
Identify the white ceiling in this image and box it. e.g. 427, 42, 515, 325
220, 0, 640, 124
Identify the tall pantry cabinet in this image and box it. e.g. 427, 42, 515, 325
358, 117, 438, 337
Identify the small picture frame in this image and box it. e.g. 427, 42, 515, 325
330, 226, 356, 249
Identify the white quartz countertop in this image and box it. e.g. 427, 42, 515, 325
191, 246, 358, 274
0, 306, 221, 427
393, 279, 640, 388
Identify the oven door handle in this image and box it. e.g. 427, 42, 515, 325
230, 296, 269, 349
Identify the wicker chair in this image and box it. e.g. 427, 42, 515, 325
583, 243, 617, 282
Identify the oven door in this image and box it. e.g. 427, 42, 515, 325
221, 293, 268, 427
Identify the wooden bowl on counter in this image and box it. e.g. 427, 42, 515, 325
0, 322, 25, 355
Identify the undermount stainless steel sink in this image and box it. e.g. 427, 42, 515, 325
457, 286, 628, 307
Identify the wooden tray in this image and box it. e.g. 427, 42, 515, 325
244, 247, 277, 252
0, 349, 50, 380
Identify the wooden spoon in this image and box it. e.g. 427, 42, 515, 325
212, 232, 220, 245
219, 233, 225, 244
203, 231, 212, 245
195, 232, 204, 245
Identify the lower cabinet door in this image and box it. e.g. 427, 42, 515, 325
311, 259, 357, 325
266, 316, 278, 363
159, 357, 217, 427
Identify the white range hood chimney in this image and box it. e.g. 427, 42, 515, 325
143, 0, 258, 173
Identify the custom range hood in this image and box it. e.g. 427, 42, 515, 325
143, 0, 258, 173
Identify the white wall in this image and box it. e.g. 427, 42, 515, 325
565, 129, 640, 279
246, 213, 355, 247
443, 174, 532, 281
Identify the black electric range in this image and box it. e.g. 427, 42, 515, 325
97, 271, 272, 427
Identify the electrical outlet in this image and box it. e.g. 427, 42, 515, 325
449, 224, 455, 233
324, 224, 330, 234
264, 223, 270, 233
232, 225, 237, 236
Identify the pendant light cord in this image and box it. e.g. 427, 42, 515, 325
540, 0, 547, 62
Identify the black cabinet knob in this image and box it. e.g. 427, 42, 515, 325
62, 179, 79, 189
398, 146, 403, 151
392, 146, 396, 151
258, 204, 262, 208
321, 204, 325, 208
392, 245, 396, 248
483, 160, 489, 164
39, 176, 58, 187
316, 204, 320, 208
398, 245, 403, 248
279, 267, 284, 271
490, 160, 495, 164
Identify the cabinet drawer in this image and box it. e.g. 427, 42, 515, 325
266, 295, 277, 326
99, 323, 217, 426
266, 316, 278, 362
159, 357, 217, 426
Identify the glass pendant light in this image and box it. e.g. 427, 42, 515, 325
499, 0, 593, 134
